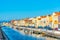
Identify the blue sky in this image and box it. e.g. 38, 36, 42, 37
0, 0, 60, 21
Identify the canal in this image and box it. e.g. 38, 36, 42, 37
1, 26, 46, 40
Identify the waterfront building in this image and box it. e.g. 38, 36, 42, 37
24, 18, 29, 27
53, 12, 60, 30
10, 12, 60, 30
40, 16, 47, 28
19, 20, 25, 27
36, 16, 42, 28
52, 13, 58, 30
48, 15, 53, 29
28, 18, 35, 28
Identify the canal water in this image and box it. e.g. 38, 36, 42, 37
1, 26, 46, 40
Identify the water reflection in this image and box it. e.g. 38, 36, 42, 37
2, 27, 46, 40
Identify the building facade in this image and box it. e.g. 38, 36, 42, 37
10, 12, 60, 30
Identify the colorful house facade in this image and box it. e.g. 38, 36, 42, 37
10, 12, 60, 30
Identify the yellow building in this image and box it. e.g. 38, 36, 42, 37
40, 16, 47, 28
54, 12, 60, 29
35, 16, 41, 28
46, 15, 49, 26
48, 15, 53, 28
24, 18, 29, 27
10, 12, 60, 30
52, 13, 58, 29
18, 20, 25, 26
28, 18, 35, 27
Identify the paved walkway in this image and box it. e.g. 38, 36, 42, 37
0, 27, 6, 40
